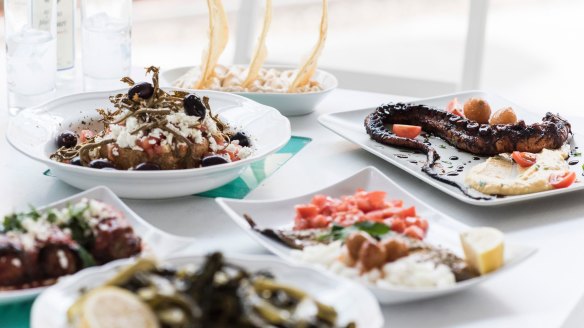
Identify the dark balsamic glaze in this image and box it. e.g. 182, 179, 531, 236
449, 156, 459, 160
569, 159, 579, 165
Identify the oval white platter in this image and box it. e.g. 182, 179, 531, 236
161, 65, 338, 117
318, 90, 584, 206
31, 253, 384, 328
216, 166, 536, 304
7, 88, 291, 199
0, 186, 193, 305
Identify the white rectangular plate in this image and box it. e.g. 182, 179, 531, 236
0, 186, 194, 304
318, 90, 584, 206
216, 166, 536, 304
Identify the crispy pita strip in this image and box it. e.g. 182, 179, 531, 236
288, 0, 328, 92
196, 0, 229, 89
241, 0, 272, 88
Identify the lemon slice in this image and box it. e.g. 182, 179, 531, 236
69, 286, 159, 328
460, 227, 504, 275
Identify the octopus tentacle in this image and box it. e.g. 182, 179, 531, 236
365, 103, 571, 156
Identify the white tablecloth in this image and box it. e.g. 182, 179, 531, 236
2, 73, 584, 328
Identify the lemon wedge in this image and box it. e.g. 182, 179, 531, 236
68, 286, 159, 328
460, 227, 504, 275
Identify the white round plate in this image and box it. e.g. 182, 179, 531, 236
216, 166, 537, 304
6, 88, 291, 199
161, 65, 338, 116
0, 186, 193, 305
31, 254, 384, 328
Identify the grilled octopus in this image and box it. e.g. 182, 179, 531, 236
365, 103, 571, 157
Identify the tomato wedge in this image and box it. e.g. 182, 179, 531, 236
446, 98, 464, 117
512, 151, 536, 168
392, 124, 422, 139
549, 171, 576, 189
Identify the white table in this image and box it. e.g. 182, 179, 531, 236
3, 80, 584, 328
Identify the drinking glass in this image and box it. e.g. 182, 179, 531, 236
81, 0, 131, 91
5, 0, 58, 115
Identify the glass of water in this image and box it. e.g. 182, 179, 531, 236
5, 0, 58, 115
81, 0, 132, 91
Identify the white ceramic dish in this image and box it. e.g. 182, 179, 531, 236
0, 186, 193, 305
7, 88, 291, 199
216, 166, 536, 304
318, 90, 584, 206
31, 253, 383, 328
161, 65, 338, 116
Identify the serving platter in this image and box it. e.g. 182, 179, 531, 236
216, 166, 536, 304
6, 88, 291, 199
0, 186, 193, 305
161, 65, 338, 116
318, 90, 584, 206
31, 253, 384, 328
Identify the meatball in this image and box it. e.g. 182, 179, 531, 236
489, 107, 518, 125
463, 98, 491, 124
381, 238, 409, 262
0, 254, 25, 286
91, 217, 142, 263
39, 245, 81, 278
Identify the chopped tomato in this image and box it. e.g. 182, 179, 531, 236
405, 216, 429, 232
295, 204, 319, 219
311, 215, 330, 229
395, 206, 416, 218
389, 219, 406, 233
292, 189, 429, 240
387, 199, 403, 207
549, 171, 576, 189
392, 124, 422, 139
367, 191, 387, 209
311, 195, 328, 208
512, 151, 536, 168
404, 225, 425, 240
79, 130, 95, 143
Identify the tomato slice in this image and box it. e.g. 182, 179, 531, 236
451, 108, 464, 117
446, 97, 461, 112
549, 171, 576, 189
393, 124, 422, 139
512, 151, 536, 168
446, 98, 464, 117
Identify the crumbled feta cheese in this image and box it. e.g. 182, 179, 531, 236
57, 250, 69, 269
238, 147, 253, 159
11, 258, 21, 267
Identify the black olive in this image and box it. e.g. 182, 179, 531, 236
89, 159, 115, 169
128, 82, 154, 102
70, 157, 82, 166
56, 131, 77, 148
201, 155, 229, 167
183, 94, 206, 119
230, 131, 250, 147
134, 162, 161, 171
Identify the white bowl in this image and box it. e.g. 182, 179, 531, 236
0, 186, 193, 305
216, 166, 536, 304
31, 253, 384, 328
161, 65, 338, 116
6, 88, 291, 199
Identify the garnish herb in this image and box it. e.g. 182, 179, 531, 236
319, 221, 391, 241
